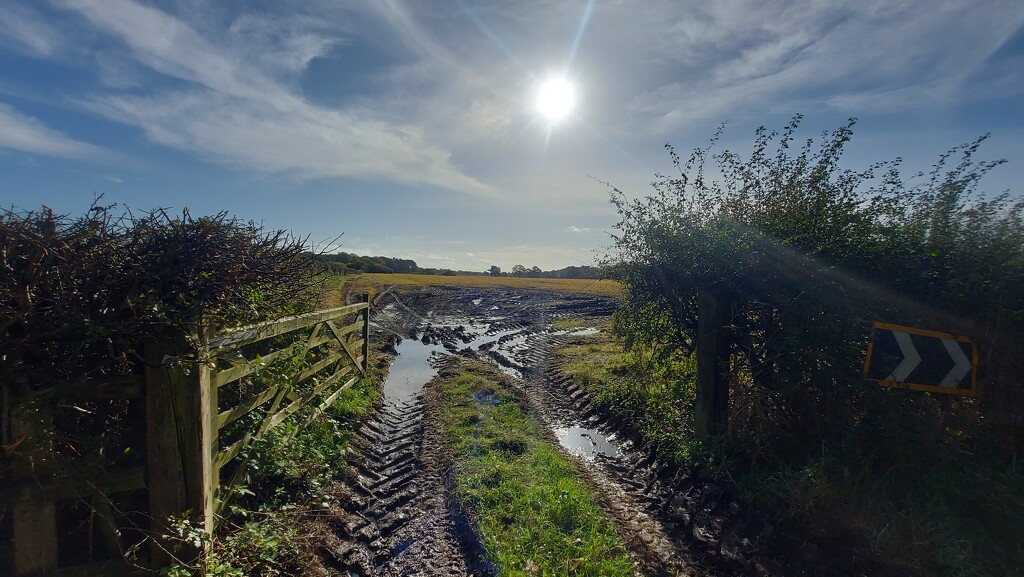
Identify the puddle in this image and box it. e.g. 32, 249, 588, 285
472, 391, 501, 406
472, 298, 483, 306
383, 337, 447, 405
381, 314, 538, 407
383, 319, 529, 405
551, 327, 601, 336
554, 426, 621, 461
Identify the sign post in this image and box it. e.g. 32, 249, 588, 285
864, 322, 977, 396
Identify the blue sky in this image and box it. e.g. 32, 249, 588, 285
1, 0, 1022, 271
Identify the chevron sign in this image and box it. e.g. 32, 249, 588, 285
864, 322, 977, 396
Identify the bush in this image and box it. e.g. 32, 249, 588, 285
602, 115, 1024, 575
0, 204, 323, 387
606, 115, 1023, 445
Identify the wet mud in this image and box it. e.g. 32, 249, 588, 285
318, 286, 816, 577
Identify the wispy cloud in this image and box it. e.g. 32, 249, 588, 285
566, 225, 591, 233
0, 102, 101, 159
620, 0, 1024, 130
0, 3, 62, 57
55, 0, 490, 193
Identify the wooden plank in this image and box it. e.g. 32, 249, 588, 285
262, 368, 347, 433
217, 386, 281, 430
326, 320, 362, 372
12, 402, 58, 575
295, 351, 344, 384
214, 360, 349, 469
209, 303, 368, 352
1, 465, 146, 508
213, 347, 290, 388
360, 294, 370, 373
213, 333, 338, 388
145, 324, 216, 568
215, 431, 252, 471
13, 500, 57, 575
332, 318, 365, 339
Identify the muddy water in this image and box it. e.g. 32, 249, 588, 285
554, 425, 621, 461
341, 288, 786, 576
382, 338, 446, 405
381, 317, 620, 462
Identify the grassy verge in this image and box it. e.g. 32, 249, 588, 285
554, 331, 1024, 577
429, 360, 635, 576
555, 336, 698, 464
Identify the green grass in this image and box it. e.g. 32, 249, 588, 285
554, 336, 699, 464
432, 363, 634, 576
553, 331, 1024, 577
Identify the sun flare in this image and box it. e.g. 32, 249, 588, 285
536, 76, 575, 122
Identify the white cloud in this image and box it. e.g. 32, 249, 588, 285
566, 225, 591, 233
0, 4, 62, 57
107, 175, 122, 183
0, 102, 101, 159
619, 0, 1024, 131
57, 0, 490, 193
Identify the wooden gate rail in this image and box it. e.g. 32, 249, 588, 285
3, 296, 370, 575
146, 297, 370, 567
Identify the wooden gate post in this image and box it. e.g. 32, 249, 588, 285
695, 289, 730, 439
10, 398, 58, 575
361, 294, 370, 373
144, 322, 215, 569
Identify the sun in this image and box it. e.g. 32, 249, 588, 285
536, 76, 575, 122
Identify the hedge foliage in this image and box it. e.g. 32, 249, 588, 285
606, 115, 1024, 453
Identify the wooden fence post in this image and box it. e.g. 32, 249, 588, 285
361, 294, 370, 373
695, 289, 730, 439
145, 322, 215, 569
10, 400, 58, 575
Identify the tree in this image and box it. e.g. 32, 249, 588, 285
512, 264, 527, 277
488, 265, 501, 276
528, 266, 542, 278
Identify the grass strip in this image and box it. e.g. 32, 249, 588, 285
431, 362, 635, 576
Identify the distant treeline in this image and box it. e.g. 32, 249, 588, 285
311, 251, 600, 279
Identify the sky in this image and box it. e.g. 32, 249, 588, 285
1, 1, 1022, 272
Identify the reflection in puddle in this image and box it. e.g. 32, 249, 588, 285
472, 391, 501, 406
551, 327, 601, 336
383, 318, 533, 405
383, 338, 446, 405
554, 426, 621, 461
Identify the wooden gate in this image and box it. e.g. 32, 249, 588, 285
2, 298, 370, 575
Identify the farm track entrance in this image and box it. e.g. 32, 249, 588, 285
320, 286, 792, 577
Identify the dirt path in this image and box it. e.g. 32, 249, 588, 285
318, 286, 786, 576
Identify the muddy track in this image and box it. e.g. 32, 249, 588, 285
322, 286, 798, 576
530, 338, 780, 577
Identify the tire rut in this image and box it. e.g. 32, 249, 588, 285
529, 333, 782, 577
324, 399, 426, 573
325, 286, 788, 576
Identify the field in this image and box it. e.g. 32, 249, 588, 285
323, 272, 621, 307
